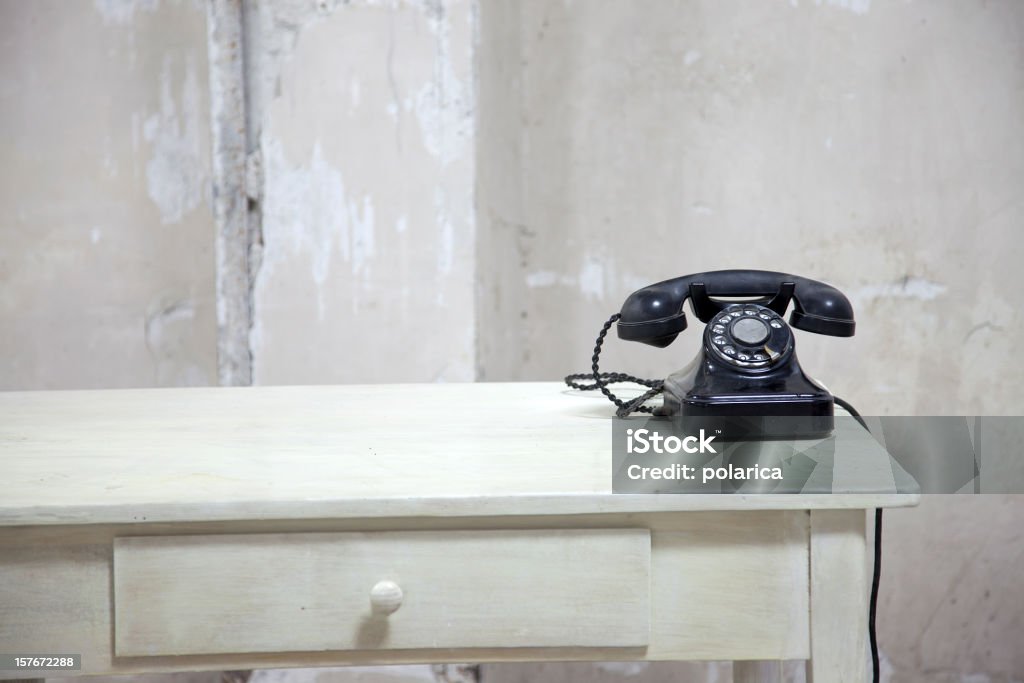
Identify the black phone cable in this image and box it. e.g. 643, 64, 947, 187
833, 395, 883, 683
564, 313, 664, 417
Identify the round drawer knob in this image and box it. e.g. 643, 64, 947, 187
369, 580, 403, 615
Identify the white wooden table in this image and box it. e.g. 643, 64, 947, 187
0, 383, 917, 682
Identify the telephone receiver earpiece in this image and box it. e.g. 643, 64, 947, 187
616, 269, 855, 347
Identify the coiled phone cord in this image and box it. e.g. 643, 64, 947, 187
566, 316, 884, 683
563, 313, 665, 417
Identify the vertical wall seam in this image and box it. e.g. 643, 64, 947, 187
245, 147, 264, 386
240, 0, 264, 387
470, 0, 482, 381
207, 0, 253, 386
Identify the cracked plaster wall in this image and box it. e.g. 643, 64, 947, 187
0, 0, 217, 389
246, 0, 476, 385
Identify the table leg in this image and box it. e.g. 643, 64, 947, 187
806, 509, 868, 683
734, 660, 782, 682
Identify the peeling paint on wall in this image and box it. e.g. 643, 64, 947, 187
435, 187, 455, 277
143, 53, 208, 224
248, 0, 476, 384
525, 270, 567, 288
255, 140, 381, 323
142, 298, 213, 386
414, 1, 474, 166
852, 277, 948, 302
577, 257, 605, 302
92, 0, 160, 27
814, 0, 871, 15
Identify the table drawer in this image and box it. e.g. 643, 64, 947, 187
113, 529, 650, 657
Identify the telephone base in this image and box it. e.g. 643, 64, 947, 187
654, 405, 835, 441
658, 353, 835, 440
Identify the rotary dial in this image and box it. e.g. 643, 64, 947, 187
705, 303, 793, 369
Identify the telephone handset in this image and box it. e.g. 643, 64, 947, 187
617, 270, 855, 345
570, 270, 856, 438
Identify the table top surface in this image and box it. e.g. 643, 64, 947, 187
0, 382, 918, 526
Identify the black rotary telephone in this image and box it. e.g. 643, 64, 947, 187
571, 270, 882, 683
568, 269, 856, 438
